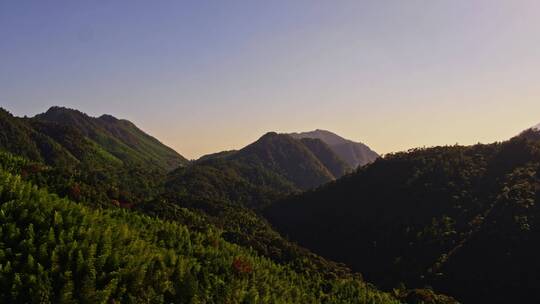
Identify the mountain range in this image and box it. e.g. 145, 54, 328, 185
4, 105, 540, 303
2, 106, 424, 304
166, 130, 372, 211
265, 128, 540, 303
0, 106, 188, 171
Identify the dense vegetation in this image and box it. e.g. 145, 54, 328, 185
0, 162, 405, 303
0, 108, 360, 282
0, 107, 188, 207
35, 106, 188, 170
265, 132, 540, 303
0, 106, 187, 171
0, 106, 464, 303
166, 157, 296, 209
231, 132, 338, 190
166, 132, 356, 211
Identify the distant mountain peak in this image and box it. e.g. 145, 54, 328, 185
289, 130, 378, 168
44, 106, 88, 117
235, 132, 337, 189
259, 131, 280, 139
98, 114, 119, 122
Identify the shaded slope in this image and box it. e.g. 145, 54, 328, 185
167, 132, 345, 211
290, 129, 378, 168
233, 132, 335, 189
166, 157, 296, 209
0, 108, 79, 167
265, 136, 540, 303
300, 137, 351, 178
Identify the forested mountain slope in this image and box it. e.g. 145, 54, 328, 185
0, 105, 458, 303
265, 134, 540, 303
0, 107, 186, 207
299, 137, 351, 178
35, 106, 189, 170
232, 132, 337, 189
168, 132, 353, 211
0, 165, 407, 304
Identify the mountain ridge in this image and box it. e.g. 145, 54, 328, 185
34, 106, 188, 170
264, 135, 540, 303
290, 129, 378, 168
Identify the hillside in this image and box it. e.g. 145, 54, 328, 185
0, 163, 407, 304
299, 137, 351, 178
0, 108, 80, 167
168, 132, 351, 211
232, 132, 337, 189
35, 106, 188, 171
0, 105, 460, 303
0, 106, 188, 171
290, 129, 378, 168
0, 107, 188, 207
265, 135, 540, 303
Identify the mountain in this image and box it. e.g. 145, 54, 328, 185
290, 129, 378, 168
35, 106, 188, 170
166, 132, 349, 212
0, 105, 459, 304
0, 106, 188, 171
0, 107, 86, 165
516, 125, 540, 142
0, 106, 188, 207
158, 133, 364, 279
232, 132, 337, 189
265, 135, 540, 303
299, 137, 351, 178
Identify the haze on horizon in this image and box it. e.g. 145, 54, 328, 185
2, 0, 540, 159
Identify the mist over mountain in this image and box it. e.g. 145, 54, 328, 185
290, 129, 378, 168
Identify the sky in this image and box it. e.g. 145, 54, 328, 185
2, 0, 540, 159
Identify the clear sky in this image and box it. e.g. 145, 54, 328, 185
2, 1, 540, 159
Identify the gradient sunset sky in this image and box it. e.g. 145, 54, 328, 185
2, 1, 540, 159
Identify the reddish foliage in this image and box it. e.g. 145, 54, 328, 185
21, 163, 43, 178
232, 257, 252, 275
24, 163, 43, 174
69, 183, 81, 201
119, 201, 134, 209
